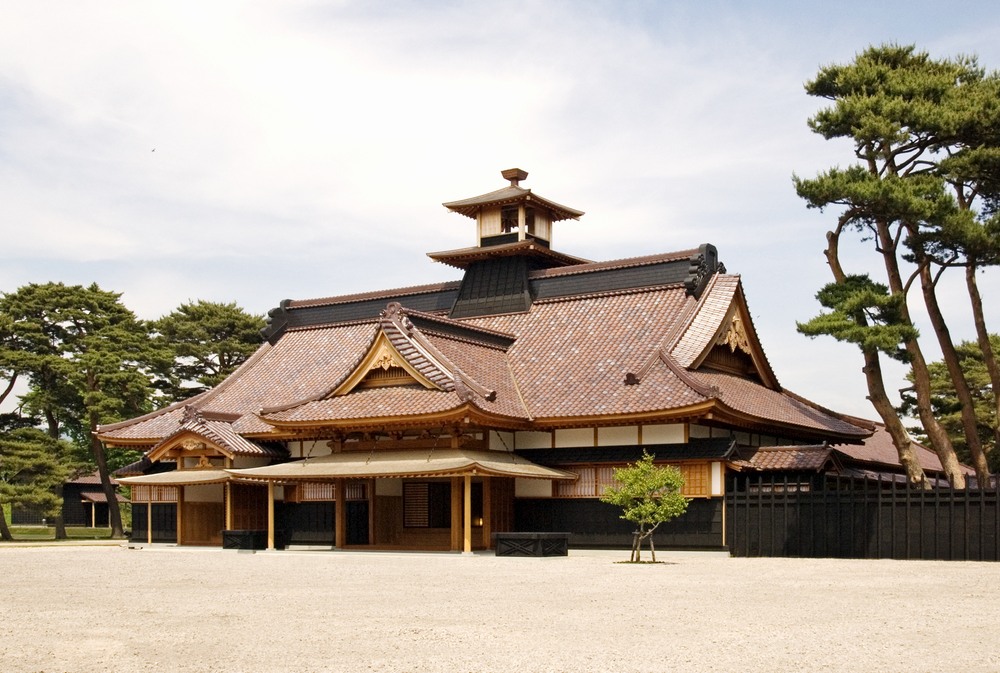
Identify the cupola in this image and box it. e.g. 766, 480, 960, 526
442, 168, 584, 250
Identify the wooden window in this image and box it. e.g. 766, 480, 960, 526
403, 482, 450, 528
287, 482, 336, 502
500, 205, 518, 233
131, 485, 178, 502
553, 461, 713, 498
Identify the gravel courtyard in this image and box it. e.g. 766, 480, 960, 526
1, 544, 998, 672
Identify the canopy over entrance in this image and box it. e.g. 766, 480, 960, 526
226, 448, 577, 482
117, 468, 231, 486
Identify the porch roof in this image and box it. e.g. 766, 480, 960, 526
227, 449, 578, 482
116, 469, 231, 486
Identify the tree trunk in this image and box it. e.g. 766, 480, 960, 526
873, 220, 964, 486
649, 532, 657, 563
90, 433, 125, 538
919, 263, 990, 484
823, 229, 930, 485
0, 505, 13, 541
966, 263, 1000, 462
0, 372, 16, 407
53, 482, 68, 540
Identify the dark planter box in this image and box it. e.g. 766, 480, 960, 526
222, 530, 268, 550
493, 532, 569, 557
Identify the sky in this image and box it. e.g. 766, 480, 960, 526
2, 1, 999, 420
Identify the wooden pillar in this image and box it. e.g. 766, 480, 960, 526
463, 474, 472, 554
146, 492, 153, 544
176, 486, 184, 545
225, 483, 233, 531
482, 477, 492, 549
368, 478, 375, 546
91, 503, 96, 528
450, 478, 462, 551
335, 478, 346, 549
266, 481, 275, 550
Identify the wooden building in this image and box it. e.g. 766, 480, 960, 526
104, 168, 876, 552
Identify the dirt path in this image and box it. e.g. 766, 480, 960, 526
1, 545, 998, 672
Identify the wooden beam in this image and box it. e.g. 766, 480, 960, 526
450, 478, 462, 551
482, 477, 491, 549
266, 481, 275, 550
177, 486, 184, 545
334, 478, 346, 549
463, 474, 472, 554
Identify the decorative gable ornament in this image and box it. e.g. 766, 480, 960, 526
718, 314, 752, 355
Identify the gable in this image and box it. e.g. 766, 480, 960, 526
332, 331, 445, 396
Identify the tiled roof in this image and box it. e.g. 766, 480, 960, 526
738, 445, 835, 472
147, 416, 286, 459
101, 247, 869, 445
833, 423, 974, 475
442, 185, 584, 221
691, 371, 867, 438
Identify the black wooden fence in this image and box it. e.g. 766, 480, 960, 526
726, 475, 1000, 561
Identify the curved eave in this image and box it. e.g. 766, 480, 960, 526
443, 189, 584, 222
257, 403, 532, 433
227, 449, 578, 483
117, 469, 231, 486
427, 241, 590, 270
707, 401, 870, 443
529, 401, 718, 429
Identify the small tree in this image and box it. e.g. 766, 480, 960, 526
600, 451, 689, 562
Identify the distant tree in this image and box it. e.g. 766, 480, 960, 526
599, 451, 689, 562
903, 335, 1000, 473
0, 428, 72, 541
153, 300, 265, 401
0, 282, 168, 538
794, 44, 1000, 486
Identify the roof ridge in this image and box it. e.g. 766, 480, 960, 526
529, 248, 699, 279
287, 281, 462, 309
260, 323, 382, 416
531, 283, 685, 306
96, 390, 210, 434
384, 303, 496, 402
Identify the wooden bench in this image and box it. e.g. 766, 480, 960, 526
493, 532, 570, 557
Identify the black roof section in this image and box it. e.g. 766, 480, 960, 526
261, 244, 724, 343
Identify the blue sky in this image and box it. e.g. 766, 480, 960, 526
2, 1, 999, 419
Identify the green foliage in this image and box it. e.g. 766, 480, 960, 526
600, 451, 688, 562
903, 336, 1000, 471
0, 282, 168, 445
0, 427, 72, 518
152, 300, 265, 400
797, 275, 917, 361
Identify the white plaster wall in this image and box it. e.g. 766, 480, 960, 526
185, 483, 224, 503
376, 479, 403, 497
555, 428, 594, 448
643, 424, 686, 444
515, 431, 552, 449
687, 424, 712, 439
293, 440, 333, 459
489, 431, 515, 451
598, 426, 638, 446
711, 462, 723, 496
515, 479, 552, 498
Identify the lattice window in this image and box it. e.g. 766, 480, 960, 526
553, 462, 711, 498
131, 485, 178, 502
555, 467, 596, 498
302, 482, 336, 501
403, 482, 450, 528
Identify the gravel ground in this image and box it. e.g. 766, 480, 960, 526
1, 544, 998, 673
